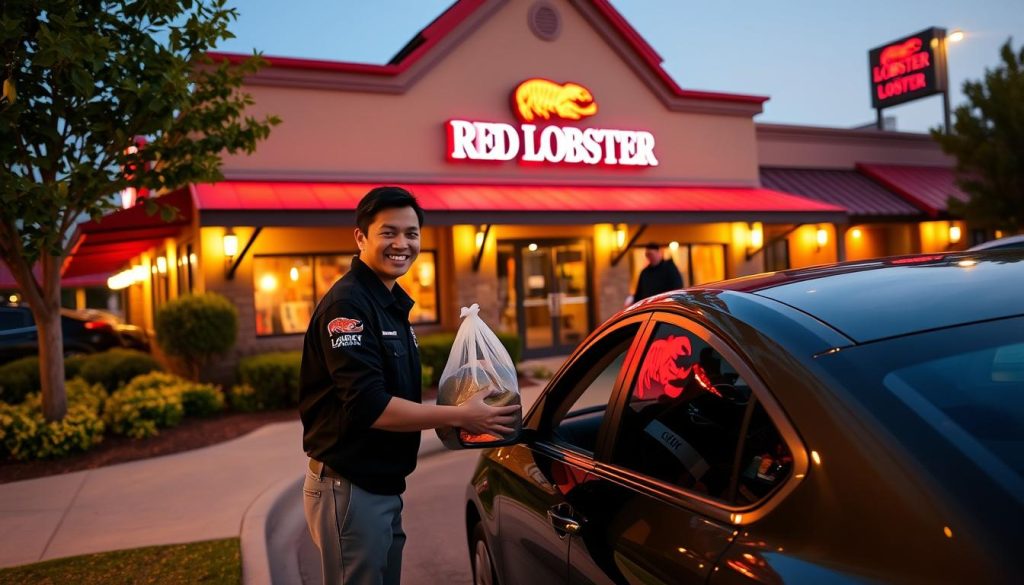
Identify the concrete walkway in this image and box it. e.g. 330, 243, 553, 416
0, 354, 568, 573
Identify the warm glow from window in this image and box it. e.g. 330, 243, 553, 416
816, 228, 828, 248
132, 265, 147, 281
851, 228, 863, 239
223, 231, 239, 257
948, 225, 962, 244
289, 267, 299, 282
259, 274, 278, 292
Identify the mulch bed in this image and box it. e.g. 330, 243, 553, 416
0, 408, 298, 485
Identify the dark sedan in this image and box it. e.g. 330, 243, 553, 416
0, 305, 149, 363
464, 250, 1023, 585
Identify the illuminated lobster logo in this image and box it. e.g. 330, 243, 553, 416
326, 317, 363, 336
880, 38, 922, 64
513, 78, 598, 123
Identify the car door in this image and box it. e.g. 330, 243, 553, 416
567, 314, 804, 585
493, 315, 649, 585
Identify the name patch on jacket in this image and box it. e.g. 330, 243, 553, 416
327, 317, 363, 348
331, 334, 362, 349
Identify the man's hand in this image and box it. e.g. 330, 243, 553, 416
457, 389, 521, 436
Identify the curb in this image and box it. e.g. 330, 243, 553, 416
240, 475, 304, 585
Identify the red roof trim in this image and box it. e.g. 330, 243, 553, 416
856, 163, 967, 218
207, 0, 768, 105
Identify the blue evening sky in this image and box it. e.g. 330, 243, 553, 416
216, 1, 1024, 133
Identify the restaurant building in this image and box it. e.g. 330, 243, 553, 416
58, 0, 972, 373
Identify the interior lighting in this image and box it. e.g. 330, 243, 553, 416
669, 241, 679, 251
189, 253, 197, 265
223, 229, 239, 258
816, 227, 828, 250
995, 230, 1003, 239
132, 265, 147, 281
851, 228, 863, 239
259, 274, 278, 292
156, 257, 167, 274
948, 225, 962, 244
528, 243, 538, 252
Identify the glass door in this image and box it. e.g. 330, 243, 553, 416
514, 240, 592, 357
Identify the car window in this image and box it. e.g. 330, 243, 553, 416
0, 308, 31, 331
547, 322, 642, 456
610, 321, 792, 504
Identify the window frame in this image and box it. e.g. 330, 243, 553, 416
587, 310, 809, 526
251, 249, 441, 337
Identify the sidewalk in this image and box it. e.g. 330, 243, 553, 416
0, 354, 567, 572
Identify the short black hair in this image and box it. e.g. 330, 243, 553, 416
355, 186, 425, 234
644, 242, 661, 251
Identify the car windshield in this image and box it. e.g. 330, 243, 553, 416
879, 328, 1024, 495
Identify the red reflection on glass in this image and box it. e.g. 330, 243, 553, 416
636, 335, 694, 399
889, 255, 946, 265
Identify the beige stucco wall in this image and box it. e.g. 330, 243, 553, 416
758, 124, 953, 169
221, 0, 760, 186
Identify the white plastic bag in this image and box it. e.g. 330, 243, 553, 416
435, 303, 522, 448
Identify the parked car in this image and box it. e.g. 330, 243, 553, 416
464, 250, 1022, 585
0, 305, 150, 364
968, 233, 1024, 251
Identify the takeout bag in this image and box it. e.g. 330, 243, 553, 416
435, 304, 522, 449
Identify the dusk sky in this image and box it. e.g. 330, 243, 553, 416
215, 0, 1024, 134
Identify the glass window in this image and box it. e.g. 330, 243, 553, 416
611, 321, 790, 502
177, 243, 194, 296
548, 322, 641, 455
630, 244, 727, 291
254, 251, 439, 336
254, 256, 314, 336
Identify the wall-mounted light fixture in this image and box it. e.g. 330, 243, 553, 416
948, 224, 962, 245
156, 256, 167, 275
614, 224, 627, 251
851, 228, 863, 239
816, 226, 829, 251
223, 228, 239, 259
472, 224, 491, 273
748, 222, 763, 254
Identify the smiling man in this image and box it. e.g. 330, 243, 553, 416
299, 186, 520, 585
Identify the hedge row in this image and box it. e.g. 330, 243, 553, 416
0, 349, 161, 405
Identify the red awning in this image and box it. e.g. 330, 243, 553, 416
856, 163, 969, 217
761, 167, 922, 218
193, 181, 845, 215
62, 190, 193, 278
0, 261, 110, 289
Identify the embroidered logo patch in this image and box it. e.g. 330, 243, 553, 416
410, 327, 418, 348
331, 334, 362, 349
326, 317, 363, 336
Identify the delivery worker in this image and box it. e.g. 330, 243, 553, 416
633, 242, 683, 301
299, 186, 519, 585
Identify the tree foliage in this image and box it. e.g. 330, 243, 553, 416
932, 39, 1024, 232
0, 0, 279, 420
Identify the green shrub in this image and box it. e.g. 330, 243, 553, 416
104, 385, 184, 439
64, 354, 88, 379
0, 401, 104, 461
78, 349, 162, 392
417, 332, 522, 386
123, 371, 184, 392
0, 356, 41, 405
177, 382, 225, 417
236, 352, 301, 410
228, 384, 259, 413
65, 378, 109, 413
420, 365, 434, 389
155, 293, 238, 379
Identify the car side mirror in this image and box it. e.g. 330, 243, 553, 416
449, 427, 534, 450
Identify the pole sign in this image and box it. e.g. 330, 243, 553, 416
446, 78, 658, 167
869, 28, 948, 109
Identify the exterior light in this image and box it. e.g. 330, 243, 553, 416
289, 267, 299, 282
748, 222, 763, 251
8, 294, 18, 304
528, 243, 538, 252
475, 225, 486, 250
947, 29, 964, 43
156, 257, 167, 274
948, 225, 962, 244
132, 265, 147, 281
223, 229, 239, 258
851, 228, 863, 239
614, 224, 626, 250
816, 227, 829, 249
190, 253, 197, 266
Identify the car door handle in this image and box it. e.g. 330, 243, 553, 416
547, 506, 582, 536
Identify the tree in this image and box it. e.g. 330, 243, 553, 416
932, 39, 1024, 233
0, 0, 279, 421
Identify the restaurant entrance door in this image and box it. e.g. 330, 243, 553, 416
497, 239, 592, 359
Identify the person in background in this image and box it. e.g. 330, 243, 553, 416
299, 186, 519, 585
632, 242, 683, 302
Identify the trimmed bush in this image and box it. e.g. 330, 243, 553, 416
78, 349, 162, 392
155, 293, 238, 379
417, 332, 522, 386
236, 352, 301, 410
104, 385, 184, 439
228, 384, 259, 413
64, 354, 88, 380
65, 378, 109, 413
0, 356, 41, 405
123, 371, 184, 393
178, 382, 225, 417
0, 401, 105, 461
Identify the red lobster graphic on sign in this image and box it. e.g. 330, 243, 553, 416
326, 317, 363, 336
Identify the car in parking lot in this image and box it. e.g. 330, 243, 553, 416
968, 234, 1024, 251
464, 250, 1022, 585
0, 305, 150, 363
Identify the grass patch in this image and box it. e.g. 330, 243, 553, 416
0, 537, 240, 585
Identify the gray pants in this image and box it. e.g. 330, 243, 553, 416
303, 461, 406, 585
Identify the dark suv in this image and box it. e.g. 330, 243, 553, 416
0, 305, 150, 364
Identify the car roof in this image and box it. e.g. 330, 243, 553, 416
692, 250, 1024, 343
968, 234, 1024, 251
